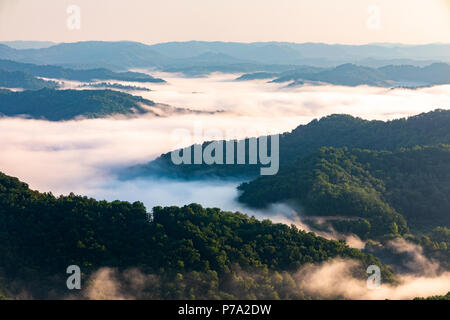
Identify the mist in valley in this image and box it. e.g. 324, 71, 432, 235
1, 73, 449, 299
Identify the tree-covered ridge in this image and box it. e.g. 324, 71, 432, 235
235, 72, 278, 81
237, 63, 450, 88
130, 109, 450, 179
0, 59, 165, 83
238, 145, 450, 237
0, 171, 392, 299
0, 69, 58, 90
280, 63, 390, 87
279, 109, 450, 164
0, 88, 159, 121
79, 82, 151, 92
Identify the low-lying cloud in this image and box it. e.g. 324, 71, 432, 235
135, 72, 450, 120
1, 74, 449, 299
1, 73, 449, 197
298, 259, 450, 300
79, 258, 450, 300
387, 238, 441, 276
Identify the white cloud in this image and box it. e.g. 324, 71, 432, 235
1, 74, 448, 196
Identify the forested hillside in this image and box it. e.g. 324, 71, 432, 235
0, 88, 158, 120
0, 172, 392, 299
238, 145, 450, 237
79, 82, 151, 92
130, 109, 450, 179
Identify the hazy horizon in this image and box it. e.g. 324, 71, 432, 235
3, 39, 450, 47
1, 0, 449, 45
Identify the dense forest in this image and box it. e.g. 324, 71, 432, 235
129, 111, 450, 270
0, 171, 392, 299
130, 109, 450, 179
0, 88, 159, 120
238, 145, 450, 233
2, 41, 450, 73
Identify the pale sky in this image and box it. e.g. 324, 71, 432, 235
0, 0, 449, 44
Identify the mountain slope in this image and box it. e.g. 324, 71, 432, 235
150, 41, 450, 64
0, 171, 392, 299
0, 88, 158, 121
128, 110, 450, 179
238, 146, 450, 234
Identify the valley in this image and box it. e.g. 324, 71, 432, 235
0, 40, 449, 301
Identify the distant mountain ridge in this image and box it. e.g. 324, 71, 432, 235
150, 41, 450, 65
1, 41, 450, 71
238, 63, 450, 87
0, 41, 57, 50
0, 59, 165, 83
0, 41, 168, 70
